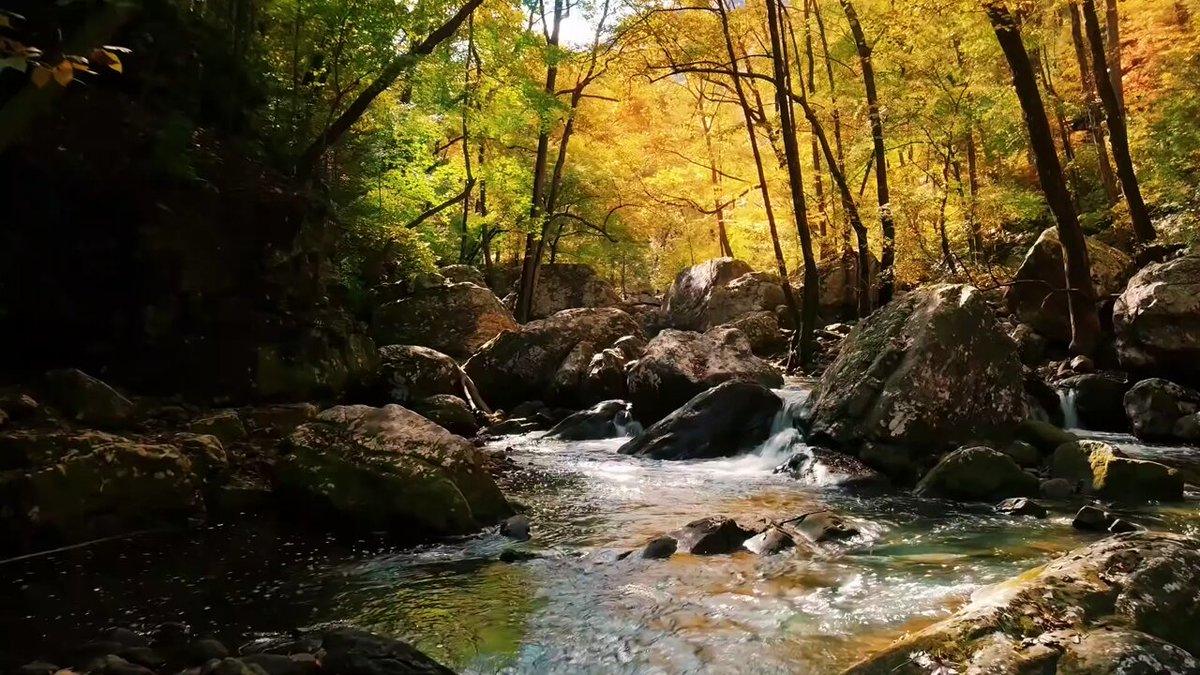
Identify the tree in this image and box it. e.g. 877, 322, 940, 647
985, 0, 1101, 356
1080, 0, 1156, 243
1068, 1, 1120, 206
840, 0, 895, 306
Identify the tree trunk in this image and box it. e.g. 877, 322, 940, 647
1069, 2, 1120, 206
1105, 0, 1124, 110
986, 1, 1101, 356
1034, 47, 1082, 211
812, 0, 848, 250
840, 0, 895, 305
715, 0, 803, 357
766, 0, 819, 368
965, 128, 982, 257
295, 0, 483, 177
799, 0, 829, 251
514, 0, 564, 323
1082, 0, 1157, 243
702, 103, 735, 257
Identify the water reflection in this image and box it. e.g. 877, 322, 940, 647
1, 426, 1197, 673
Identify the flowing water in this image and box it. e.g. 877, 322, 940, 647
3, 386, 1200, 673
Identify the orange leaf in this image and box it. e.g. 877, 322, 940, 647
103, 50, 122, 74
52, 60, 73, 86
30, 66, 50, 87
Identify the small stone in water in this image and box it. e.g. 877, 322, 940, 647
743, 527, 794, 555
500, 514, 531, 541
996, 497, 1048, 518
1072, 505, 1114, 532
641, 536, 677, 559
1108, 518, 1142, 534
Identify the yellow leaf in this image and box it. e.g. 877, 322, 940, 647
70, 60, 92, 73
104, 51, 122, 73
0, 16, 10, 29
52, 60, 73, 86
30, 66, 50, 88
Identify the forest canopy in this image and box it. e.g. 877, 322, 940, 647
4, 0, 1198, 297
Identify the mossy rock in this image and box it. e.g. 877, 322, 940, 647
915, 446, 1039, 502
276, 404, 511, 541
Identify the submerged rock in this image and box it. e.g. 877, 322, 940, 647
668, 516, 757, 555
465, 307, 642, 410
545, 400, 633, 441
618, 381, 781, 460
807, 285, 1027, 460
626, 326, 782, 424
277, 404, 511, 541
1114, 251, 1200, 384
842, 532, 1200, 674
914, 446, 1038, 502
774, 448, 887, 488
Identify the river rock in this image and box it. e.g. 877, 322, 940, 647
545, 400, 632, 441
914, 446, 1039, 502
1040, 477, 1076, 499
806, 285, 1027, 460
641, 536, 677, 559
780, 510, 860, 544
410, 394, 477, 436
1005, 227, 1133, 344
465, 308, 642, 410
43, 368, 134, 428
500, 514, 531, 541
1124, 377, 1200, 441
314, 628, 455, 675
374, 345, 464, 404
1175, 413, 1200, 443
439, 264, 486, 286
774, 448, 887, 488
1058, 373, 1131, 432
995, 497, 1047, 518
726, 310, 786, 356
239, 403, 320, 436
793, 249, 880, 320
1113, 252, 1200, 384
519, 263, 621, 319
187, 410, 247, 445
743, 527, 795, 555
373, 282, 517, 359
1050, 439, 1183, 502
1009, 323, 1046, 366
618, 381, 781, 460
0, 430, 202, 546
669, 516, 757, 555
277, 404, 511, 540
613, 335, 647, 360
842, 532, 1200, 674
1000, 440, 1040, 467
1015, 419, 1078, 454
626, 326, 782, 424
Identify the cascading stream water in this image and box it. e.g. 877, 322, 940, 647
4, 385, 1200, 673
1059, 387, 1081, 429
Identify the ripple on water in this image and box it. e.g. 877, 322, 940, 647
3, 425, 1198, 673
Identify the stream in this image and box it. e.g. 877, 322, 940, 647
3, 385, 1200, 673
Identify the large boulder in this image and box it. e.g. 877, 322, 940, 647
1005, 227, 1133, 344
0, 431, 202, 548
842, 532, 1200, 674
618, 381, 781, 460
464, 308, 642, 410
793, 249, 879, 320
914, 446, 1039, 502
626, 326, 782, 424
726, 310, 786, 356
806, 285, 1027, 459
374, 345, 463, 404
372, 282, 517, 360
1114, 252, 1200, 384
410, 394, 478, 436
662, 259, 789, 330
519, 263, 621, 320
439, 264, 486, 286
276, 405, 511, 540
1124, 378, 1200, 441
662, 258, 753, 330
43, 369, 134, 428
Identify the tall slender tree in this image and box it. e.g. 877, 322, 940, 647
840, 0, 895, 305
1081, 0, 1157, 243
1069, 1, 1120, 205
986, 1, 1101, 355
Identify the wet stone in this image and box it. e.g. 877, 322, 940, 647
641, 536, 678, 559
500, 514, 531, 541
669, 516, 757, 555
1073, 504, 1115, 532
996, 497, 1048, 518
743, 527, 795, 555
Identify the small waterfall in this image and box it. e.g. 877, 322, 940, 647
1058, 387, 1081, 429
753, 387, 813, 463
